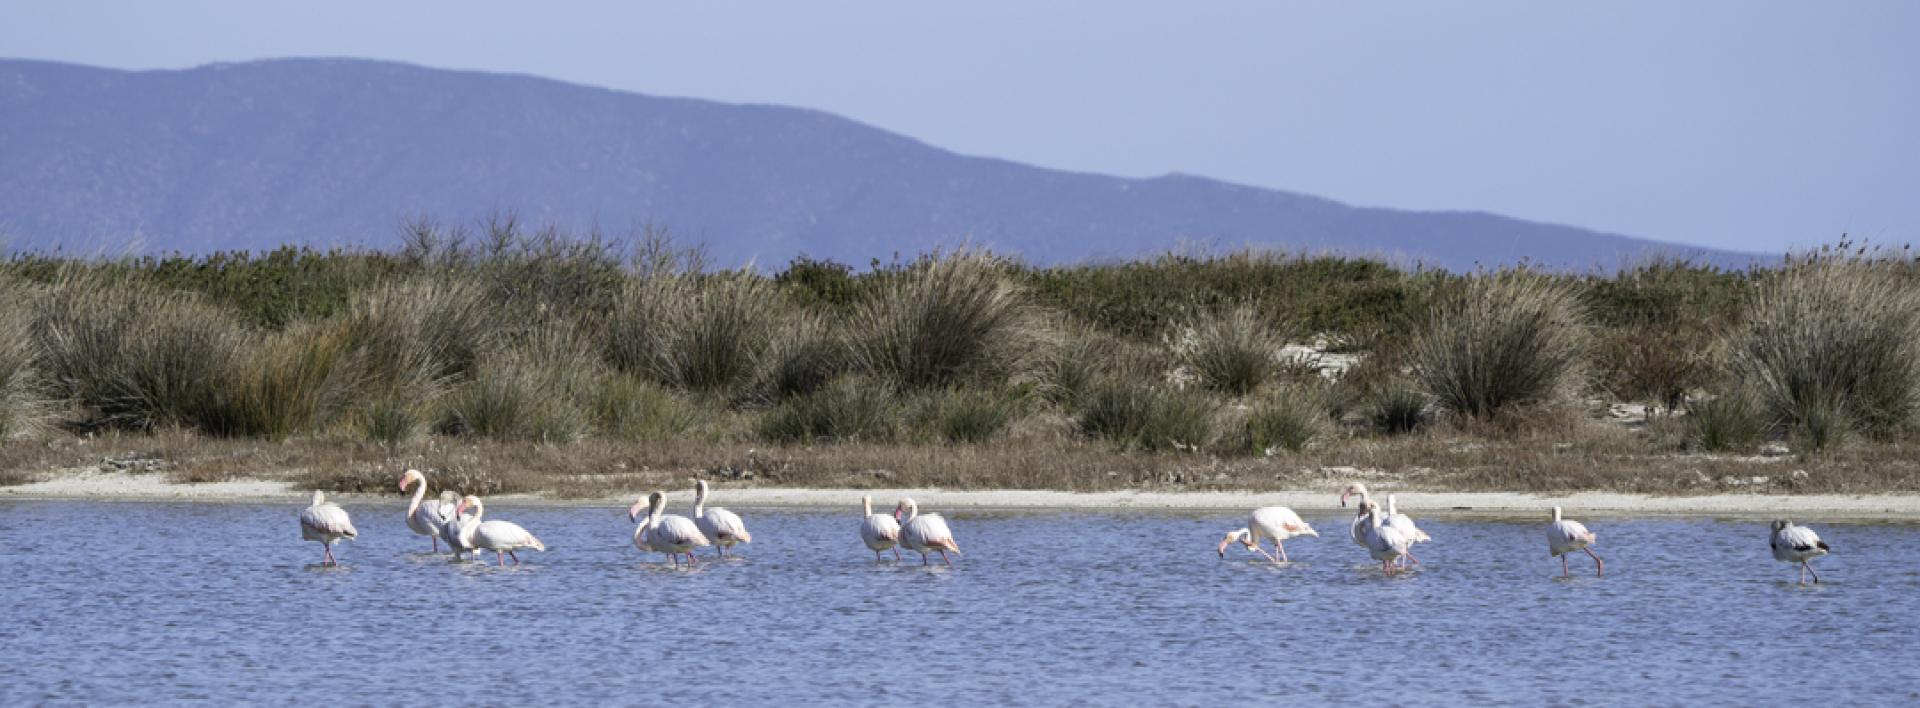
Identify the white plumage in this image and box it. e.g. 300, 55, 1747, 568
440, 501, 479, 560
1546, 506, 1603, 577
629, 492, 710, 566
454, 495, 546, 566
1383, 494, 1431, 566
1770, 520, 1831, 584
399, 469, 456, 552
693, 480, 752, 557
859, 495, 902, 561
1217, 506, 1318, 563
299, 490, 357, 565
1363, 507, 1412, 576
895, 498, 961, 567
1340, 483, 1374, 549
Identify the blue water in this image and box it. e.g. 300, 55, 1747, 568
1, 500, 1916, 705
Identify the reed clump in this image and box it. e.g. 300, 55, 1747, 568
1409, 272, 1590, 420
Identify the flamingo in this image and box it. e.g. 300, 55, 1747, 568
859, 495, 902, 561
299, 490, 358, 566
1770, 520, 1831, 584
454, 495, 546, 567
399, 469, 455, 552
895, 498, 961, 567
1546, 506, 1602, 578
1217, 506, 1318, 563
1339, 484, 1375, 549
692, 480, 752, 557
1384, 494, 1432, 566
628, 492, 709, 566
440, 496, 479, 561
1363, 505, 1412, 577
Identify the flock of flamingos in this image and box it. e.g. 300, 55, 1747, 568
298, 470, 1836, 584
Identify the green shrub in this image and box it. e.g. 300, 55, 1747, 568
913, 389, 1017, 444
1180, 304, 1284, 397
1075, 381, 1214, 452
847, 250, 1029, 389
756, 314, 843, 402
1031, 325, 1110, 408
1365, 384, 1430, 435
1409, 272, 1589, 419
757, 378, 897, 443
1244, 389, 1330, 454
358, 392, 428, 447
1688, 390, 1766, 452
0, 280, 47, 440
215, 321, 357, 438
436, 328, 595, 443
1594, 325, 1715, 411
343, 277, 498, 389
1729, 253, 1920, 438
590, 373, 697, 441
35, 276, 247, 431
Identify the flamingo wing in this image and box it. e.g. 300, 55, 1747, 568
908, 514, 960, 552
301, 504, 357, 539
475, 520, 545, 552
705, 507, 752, 544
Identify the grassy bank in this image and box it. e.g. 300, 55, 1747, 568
2, 221, 1917, 495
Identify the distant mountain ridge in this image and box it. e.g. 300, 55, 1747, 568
0, 57, 1763, 270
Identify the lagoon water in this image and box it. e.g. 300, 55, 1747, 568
2, 499, 1918, 705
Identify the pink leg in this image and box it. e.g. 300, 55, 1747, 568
687, 552, 699, 565
1585, 548, 1604, 577
1405, 549, 1420, 566
509, 550, 520, 565
497, 551, 506, 567
940, 550, 952, 567
1276, 540, 1289, 563
1804, 561, 1819, 584
1562, 555, 1570, 578
323, 545, 335, 565
893, 548, 902, 561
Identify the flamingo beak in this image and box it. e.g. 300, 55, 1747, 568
1217, 538, 1231, 558
1339, 490, 1351, 507
456, 500, 470, 517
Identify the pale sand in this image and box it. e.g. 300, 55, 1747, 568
4, 470, 1919, 518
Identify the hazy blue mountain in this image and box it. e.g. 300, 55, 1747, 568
0, 58, 1762, 270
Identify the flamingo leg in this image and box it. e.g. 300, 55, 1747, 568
322, 544, 335, 566
1275, 540, 1289, 563
921, 552, 930, 566
875, 549, 883, 562
433, 536, 441, 553
893, 547, 902, 561
497, 551, 507, 567
1804, 561, 1819, 584
940, 550, 952, 567
1585, 548, 1604, 577
1405, 549, 1421, 566
509, 550, 520, 565
1561, 554, 1570, 578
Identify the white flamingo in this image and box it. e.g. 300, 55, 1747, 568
1384, 494, 1432, 566
1217, 506, 1318, 563
1546, 506, 1602, 578
628, 492, 709, 566
1363, 506, 1412, 577
440, 497, 479, 560
399, 469, 456, 552
299, 490, 358, 566
1770, 520, 1831, 584
454, 495, 546, 567
1339, 483, 1375, 549
692, 480, 752, 557
859, 495, 902, 561
895, 498, 961, 567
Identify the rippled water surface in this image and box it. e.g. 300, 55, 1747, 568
3, 500, 1919, 705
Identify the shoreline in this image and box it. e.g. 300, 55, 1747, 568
4, 471, 1918, 519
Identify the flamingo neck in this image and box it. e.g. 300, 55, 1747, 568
903, 501, 918, 522
862, 496, 873, 517
694, 487, 707, 518
406, 480, 426, 516
1386, 495, 1398, 516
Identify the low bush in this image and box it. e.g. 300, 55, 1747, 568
757, 378, 897, 443
1180, 304, 1285, 397
1244, 388, 1331, 454
1409, 272, 1589, 419
1689, 390, 1766, 452
847, 250, 1029, 390
1365, 384, 1431, 435
1075, 381, 1214, 452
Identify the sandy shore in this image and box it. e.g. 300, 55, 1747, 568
5, 470, 1920, 518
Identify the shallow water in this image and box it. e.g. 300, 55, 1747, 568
2, 500, 1917, 705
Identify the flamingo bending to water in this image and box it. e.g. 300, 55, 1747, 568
1217, 506, 1318, 563
895, 498, 961, 567
859, 495, 902, 561
454, 496, 546, 567
692, 480, 752, 557
399, 469, 455, 552
629, 492, 709, 567
1546, 506, 1602, 578
1384, 494, 1432, 566
300, 491, 358, 566
1770, 520, 1830, 584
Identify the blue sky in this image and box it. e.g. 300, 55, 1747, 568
3, 1, 1914, 253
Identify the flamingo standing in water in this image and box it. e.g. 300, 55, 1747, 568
895, 498, 961, 567
1547, 507, 1602, 578
399, 469, 456, 552
859, 495, 902, 561
1217, 507, 1318, 563
454, 496, 546, 567
1340, 484, 1375, 550
629, 492, 709, 566
299, 491, 358, 566
1770, 520, 1831, 584
440, 495, 480, 561
1363, 505, 1412, 577
1384, 495, 1432, 566
692, 480, 752, 557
